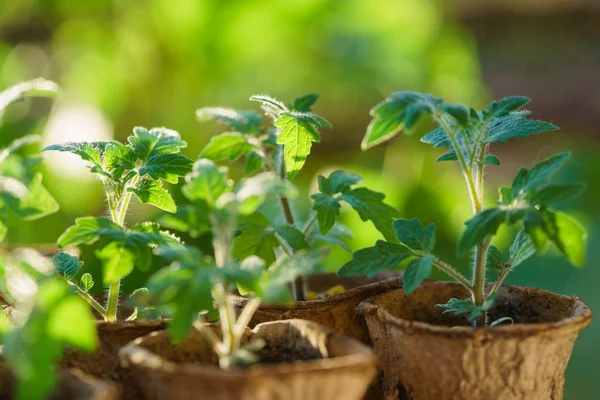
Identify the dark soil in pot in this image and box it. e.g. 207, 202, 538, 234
0, 364, 117, 400
120, 319, 377, 400
60, 320, 166, 399
358, 280, 592, 400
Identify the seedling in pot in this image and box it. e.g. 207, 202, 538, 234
138, 159, 319, 369
43, 127, 192, 321
339, 92, 587, 327
163, 94, 399, 300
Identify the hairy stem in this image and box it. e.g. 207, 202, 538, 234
105, 280, 120, 321
488, 269, 510, 297
302, 213, 318, 236
67, 281, 107, 318
433, 258, 473, 291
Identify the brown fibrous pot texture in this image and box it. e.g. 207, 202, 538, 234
0, 365, 117, 400
234, 272, 403, 344
60, 320, 166, 399
358, 281, 592, 400
120, 319, 377, 400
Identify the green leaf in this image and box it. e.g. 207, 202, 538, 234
486, 245, 503, 269
311, 193, 340, 235
509, 230, 536, 269
80, 273, 94, 292
138, 153, 193, 184
260, 251, 321, 303
440, 103, 469, 125
245, 151, 264, 175
128, 127, 187, 161
2, 173, 59, 220
182, 159, 232, 206
362, 92, 437, 150
403, 255, 435, 294
337, 240, 411, 277
483, 154, 500, 166
96, 241, 135, 284
458, 208, 507, 255
513, 152, 571, 195
525, 210, 587, 267
340, 187, 400, 242
53, 252, 83, 280
485, 115, 558, 144
275, 226, 310, 250
232, 223, 278, 266
102, 142, 136, 180
487, 96, 531, 117
318, 170, 362, 195
196, 107, 263, 134
57, 217, 122, 248
234, 172, 296, 215
436, 150, 457, 162
289, 93, 320, 112
42, 142, 104, 166
274, 112, 325, 179
0, 78, 59, 113
47, 296, 97, 352
421, 128, 451, 149
249, 94, 288, 113
129, 179, 177, 213
531, 183, 586, 207
200, 132, 253, 162
392, 218, 436, 252
437, 293, 499, 323
157, 204, 210, 238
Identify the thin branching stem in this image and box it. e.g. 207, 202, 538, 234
432, 258, 473, 291
67, 281, 107, 318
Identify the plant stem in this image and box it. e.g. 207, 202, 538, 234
67, 281, 107, 318
105, 279, 120, 321
488, 269, 509, 297
302, 213, 318, 235
433, 258, 473, 291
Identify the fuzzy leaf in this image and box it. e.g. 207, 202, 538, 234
530, 183, 585, 207
483, 155, 501, 166
96, 241, 136, 284
403, 255, 435, 294
57, 217, 122, 248
318, 170, 362, 195
340, 187, 400, 241
275, 226, 310, 250
440, 104, 469, 125
512, 153, 571, 196
289, 94, 320, 112
485, 115, 558, 144
362, 92, 438, 150
53, 252, 83, 280
421, 127, 451, 148
249, 94, 287, 113
245, 151, 264, 175
436, 150, 458, 162
157, 204, 210, 238
458, 209, 507, 255
509, 230, 536, 269
182, 159, 232, 206
200, 132, 253, 162
129, 179, 176, 213
274, 112, 327, 179
80, 273, 94, 292
437, 292, 498, 323
2, 173, 59, 220
337, 240, 411, 277
392, 218, 436, 252
196, 107, 263, 134
138, 153, 193, 184
487, 96, 531, 117
311, 193, 341, 235
42, 142, 104, 167
128, 127, 187, 161
232, 224, 278, 265
0, 78, 59, 113
486, 246, 503, 269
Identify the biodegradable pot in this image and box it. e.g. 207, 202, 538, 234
60, 320, 166, 399
234, 272, 403, 344
120, 319, 377, 400
358, 281, 592, 400
0, 364, 117, 400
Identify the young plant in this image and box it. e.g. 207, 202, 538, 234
0, 248, 97, 400
0, 79, 60, 241
139, 159, 318, 369
43, 127, 192, 321
177, 94, 399, 300
339, 92, 587, 327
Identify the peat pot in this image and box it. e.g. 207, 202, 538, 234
61, 320, 166, 398
120, 319, 377, 400
358, 281, 592, 400
233, 272, 403, 344
0, 364, 117, 400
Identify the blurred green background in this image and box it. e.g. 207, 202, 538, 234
1, 1, 599, 398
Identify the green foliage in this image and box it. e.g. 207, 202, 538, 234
0, 250, 97, 400
196, 108, 263, 134
57, 217, 180, 283
392, 218, 435, 252
437, 292, 499, 323
404, 255, 435, 294
0, 78, 59, 115
80, 273, 94, 292
312, 170, 400, 240
458, 153, 587, 266
337, 240, 411, 277
508, 230, 536, 269
53, 253, 83, 280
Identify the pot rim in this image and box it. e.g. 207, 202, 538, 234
234, 275, 403, 310
358, 281, 592, 338
120, 319, 375, 379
